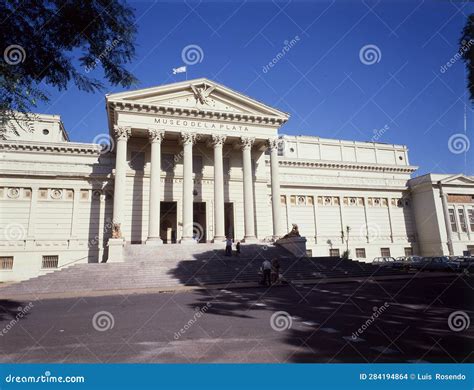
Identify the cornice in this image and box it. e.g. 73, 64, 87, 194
0, 140, 104, 156
108, 100, 287, 127
273, 157, 417, 174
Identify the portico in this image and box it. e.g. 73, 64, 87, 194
106, 78, 289, 247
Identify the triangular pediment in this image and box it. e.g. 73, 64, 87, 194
439, 174, 474, 185
106, 78, 289, 119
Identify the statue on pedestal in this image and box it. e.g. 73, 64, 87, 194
282, 224, 300, 239
112, 223, 122, 239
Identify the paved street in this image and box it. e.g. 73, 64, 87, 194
0, 275, 473, 363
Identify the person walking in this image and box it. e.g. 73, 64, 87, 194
262, 259, 272, 286
235, 241, 241, 257
271, 258, 280, 284
225, 236, 233, 256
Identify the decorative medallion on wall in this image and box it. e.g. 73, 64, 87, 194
50, 189, 63, 199
7, 188, 20, 199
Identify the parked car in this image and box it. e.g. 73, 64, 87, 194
390, 255, 422, 270
392, 256, 408, 269
403, 255, 424, 270
412, 256, 460, 272
372, 257, 396, 266
449, 256, 474, 272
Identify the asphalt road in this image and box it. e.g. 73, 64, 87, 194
0, 275, 472, 363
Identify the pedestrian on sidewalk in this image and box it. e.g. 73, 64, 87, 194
235, 241, 241, 257
262, 259, 272, 286
225, 236, 233, 256
271, 258, 280, 284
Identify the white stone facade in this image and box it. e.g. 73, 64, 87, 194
1, 79, 473, 281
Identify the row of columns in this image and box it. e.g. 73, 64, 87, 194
112, 126, 284, 244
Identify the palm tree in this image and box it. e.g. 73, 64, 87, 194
460, 14, 474, 102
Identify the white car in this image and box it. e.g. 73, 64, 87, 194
372, 256, 396, 266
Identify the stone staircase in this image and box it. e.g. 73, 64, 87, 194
0, 243, 408, 297
123, 242, 286, 262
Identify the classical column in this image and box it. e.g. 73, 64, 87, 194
180, 132, 197, 244
241, 136, 257, 242
112, 126, 131, 238
439, 186, 454, 256
211, 134, 226, 242
146, 128, 164, 245
268, 138, 284, 239
463, 205, 471, 241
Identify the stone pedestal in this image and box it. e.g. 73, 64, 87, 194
275, 236, 307, 258
107, 238, 125, 262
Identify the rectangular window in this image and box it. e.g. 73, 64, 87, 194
355, 248, 366, 258
468, 209, 474, 232
380, 248, 391, 257
458, 209, 467, 232
404, 247, 413, 257
0, 256, 13, 270
42, 255, 59, 269
448, 209, 458, 232
161, 154, 175, 173
329, 249, 340, 257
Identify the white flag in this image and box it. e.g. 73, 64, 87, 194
173, 66, 187, 74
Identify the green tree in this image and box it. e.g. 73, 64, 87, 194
460, 14, 474, 102
0, 0, 138, 122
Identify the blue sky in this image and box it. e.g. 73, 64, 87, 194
37, 0, 473, 176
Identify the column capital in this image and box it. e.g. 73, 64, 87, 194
148, 128, 165, 143
210, 134, 226, 147
113, 125, 131, 141
240, 136, 255, 150
180, 132, 198, 145
267, 137, 282, 151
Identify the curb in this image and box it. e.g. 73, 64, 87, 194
0, 272, 457, 302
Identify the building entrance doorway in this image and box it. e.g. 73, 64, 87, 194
160, 202, 177, 243
224, 202, 234, 240
193, 202, 207, 243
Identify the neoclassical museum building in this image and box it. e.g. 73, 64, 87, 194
1, 78, 473, 281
